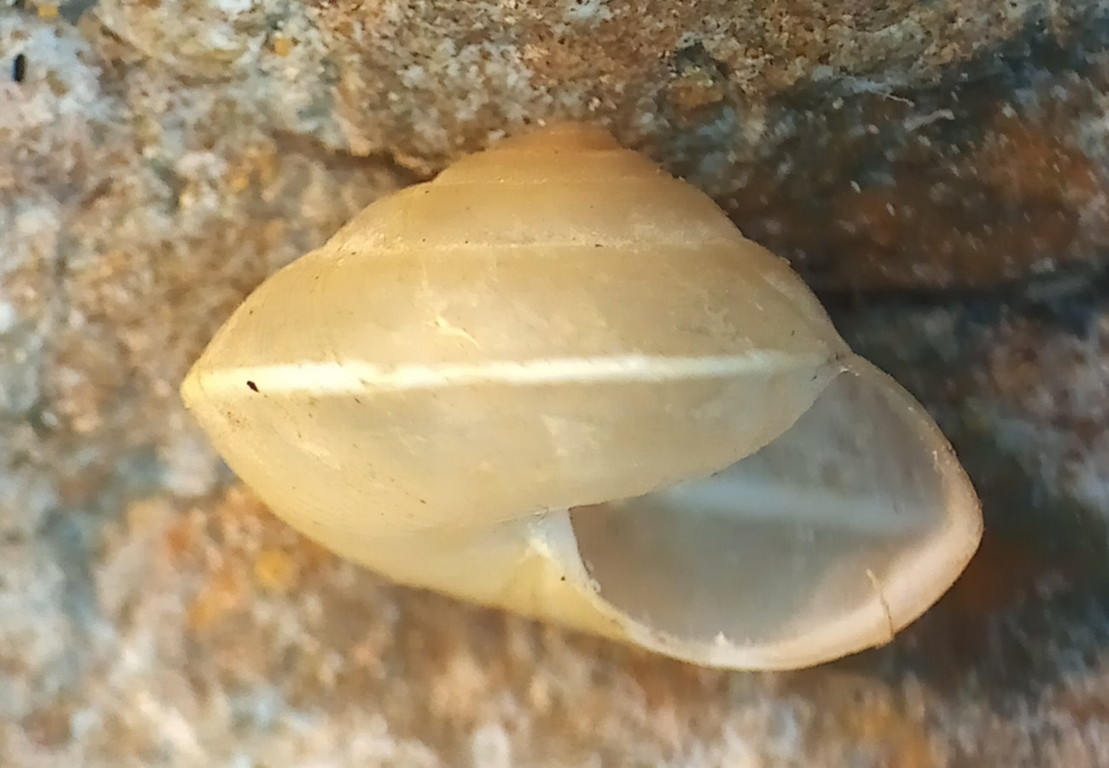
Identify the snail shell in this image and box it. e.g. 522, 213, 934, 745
181, 123, 982, 670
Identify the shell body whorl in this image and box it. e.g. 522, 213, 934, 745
182, 123, 982, 670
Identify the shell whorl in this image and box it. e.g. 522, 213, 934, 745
185, 123, 848, 535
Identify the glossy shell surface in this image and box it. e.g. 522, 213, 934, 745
182, 123, 983, 670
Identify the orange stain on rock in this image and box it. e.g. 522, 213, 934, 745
253, 546, 299, 592
163, 515, 197, 563
188, 564, 247, 632
841, 703, 942, 768
272, 36, 295, 57
972, 118, 1102, 208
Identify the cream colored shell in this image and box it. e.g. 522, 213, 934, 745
181, 123, 983, 670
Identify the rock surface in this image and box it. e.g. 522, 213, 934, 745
2, 1, 1108, 766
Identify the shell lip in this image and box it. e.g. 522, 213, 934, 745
535, 355, 983, 671
626, 491, 981, 672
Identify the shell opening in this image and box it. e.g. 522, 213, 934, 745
567, 357, 982, 669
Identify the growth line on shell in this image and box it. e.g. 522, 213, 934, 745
195, 352, 824, 396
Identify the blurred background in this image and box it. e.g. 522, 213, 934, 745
1, 1, 1108, 765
